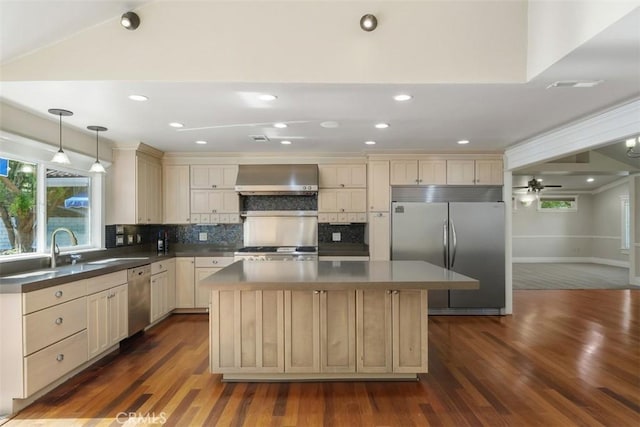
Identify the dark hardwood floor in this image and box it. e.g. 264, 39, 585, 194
6, 290, 639, 426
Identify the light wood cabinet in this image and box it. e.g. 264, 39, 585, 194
318, 189, 367, 223
163, 165, 191, 224
190, 165, 238, 189
151, 259, 175, 322
108, 146, 163, 225
318, 164, 366, 188
356, 289, 428, 374
390, 160, 446, 185
210, 289, 284, 373
284, 289, 356, 373
474, 159, 503, 185
87, 283, 127, 360
196, 267, 220, 308
446, 159, 503, 185
368, 160, 390, 212
368, 212, 390, 261
175, 257, 195, 308
190, 190, 240, 224
166, 258, 176, 312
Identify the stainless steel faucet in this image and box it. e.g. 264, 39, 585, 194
50, 227, 78, 268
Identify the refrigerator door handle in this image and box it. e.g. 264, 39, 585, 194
450, 220, 458, 268
443, 220, 448, 267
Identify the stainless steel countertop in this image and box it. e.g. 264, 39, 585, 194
199, 260, 479, 291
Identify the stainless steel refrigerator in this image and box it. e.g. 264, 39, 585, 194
391, 200, 505, 314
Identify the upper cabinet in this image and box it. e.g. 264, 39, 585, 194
108, 145, 163, 225
367, 161, 390, 212
447, 159, 503, 185
391, 158, 503, 186
390, 160, 446, 185
190, 165, 238, 189
474, 159, 503, 185
319, 164, 366, 188
163, 165, 190, 224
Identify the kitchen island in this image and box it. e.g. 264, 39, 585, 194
199, 260, 478, 381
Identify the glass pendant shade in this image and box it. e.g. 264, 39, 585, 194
48, 108, 73, 164
87, 125, 107, 173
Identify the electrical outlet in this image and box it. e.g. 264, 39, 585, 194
199, 232, 208, 241
332, 232, 341, 242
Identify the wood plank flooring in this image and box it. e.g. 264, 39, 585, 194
5, 290, 639, 426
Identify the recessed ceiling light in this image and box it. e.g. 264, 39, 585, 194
281, 140, 292, 145
195, 140, 207, 145
547, 80, 603, 89
128, 94, 148, 102
586, 177, 595, 183
375, 123, 390, 129
274, 122, 288, 128
258, 94, 277, 101
320, 121, 339, 128
457, 140, 470, 145
536, 178, 543, 182
394, 94, 412, 101
169, 122, 184, 128
364, 140, 376, 145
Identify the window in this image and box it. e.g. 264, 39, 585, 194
621, 195, 630, 251
0, 156, 99, 259
537, 195, 578, 212
0, 159, 37, 255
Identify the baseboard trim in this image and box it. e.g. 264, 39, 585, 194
513, 257, 630, 268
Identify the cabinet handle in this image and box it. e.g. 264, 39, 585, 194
314, 290, 320, 294
212, 260, 218, 264
418, 179, 423, 183
55, 317, 63, 325
415, 179, 419, 183
340, 184, 345, 187
56, 354, 64, 362
54, 290, 63, 298
212, 184, 217, 188
386, 290, 392, 294
393, 290, 399, 295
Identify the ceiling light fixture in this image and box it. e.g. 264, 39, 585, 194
626, 137, 640, 158
365, 140, 376, 145
320, 121, 339, 128
121, 12, 140, 30
457, 140, 470, 145
375, 123, 389, 129
128, 94, 148, 102
48, 108, 73, 164
586, 177, 595, 183
274, 122, 288, 128
169, 122, 184, 128
195, 140, 207, 145
360, 14, 378, 32
258, 94, 277, 101
394, 94, 412, 102
87, 125, 107, 174
547, 80, 603, 89
281, 140, 292, 145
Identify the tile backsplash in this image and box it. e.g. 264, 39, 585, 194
318, 223, 365, 244
242, 195, 317, 211
105, 224, 242, 248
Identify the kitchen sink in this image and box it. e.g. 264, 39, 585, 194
4, 270, 55, 279
87, 257, 149, 265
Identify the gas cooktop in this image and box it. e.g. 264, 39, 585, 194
235, 246, 317, 253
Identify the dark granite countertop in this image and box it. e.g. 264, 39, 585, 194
318, 243, 369, 257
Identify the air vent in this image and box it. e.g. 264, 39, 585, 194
249, 135, 270, 142
547, 80, 603, 89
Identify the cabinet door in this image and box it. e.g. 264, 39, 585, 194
147, 161, 163, 223
221, 191, 240, 213
318, 165, 338, 188
163, 165, 190, 224
190, 166, 211, 189
211, 290, 284, 373
320, 290, 356, 373
356, 289, 392, 373
446, 160, 475, 185
348, 189, 367, 212
175, 258, 195, 308
196, 267, 221, 308
475, 160, 503, 185
392, 290, 428, 373
390, 161, 418, 185
418, 160, 447, 185
344, 165, 366, 188
368, 161, 390, 212
150, 272, 167, 323
215, 165, 239, 189
166, 259, 176, 311
368, 212, 390, 261
318, 190, 338, 212
109, 284, 128, 345
136, 156, 149, 223
284, 290, 320, 373
87, 291, 109, 359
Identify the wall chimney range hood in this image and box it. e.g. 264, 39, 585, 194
235, 164, 318, 195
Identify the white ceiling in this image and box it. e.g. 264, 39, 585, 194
0, 1, 638, 190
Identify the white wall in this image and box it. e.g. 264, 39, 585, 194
592, 181, 629, 263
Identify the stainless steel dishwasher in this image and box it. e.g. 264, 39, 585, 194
127, 264, 151, 336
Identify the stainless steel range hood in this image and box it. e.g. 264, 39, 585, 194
235, 164, 318, 195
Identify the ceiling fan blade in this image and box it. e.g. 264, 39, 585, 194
543, 185, 563, 187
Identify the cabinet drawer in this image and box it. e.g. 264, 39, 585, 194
195, 257, 234, 268
151, 260, 171, 275
23, 297, 87, 356
86, 271, 128, 295
23, 280, 87, 314
24, 330, 88, 396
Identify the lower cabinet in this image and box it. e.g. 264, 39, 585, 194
210, 289, 284, 373
151, 259, 176, 323
87, 284, 128, 360
356, 289, 428, 373
176, 257, 233, 309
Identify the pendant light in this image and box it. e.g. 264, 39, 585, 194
48, 108, 73, 164
87, 125, 107, 173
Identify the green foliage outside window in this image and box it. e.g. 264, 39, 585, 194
540, 200, 573, 209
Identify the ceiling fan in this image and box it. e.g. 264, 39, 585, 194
514, 177, 562, 193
